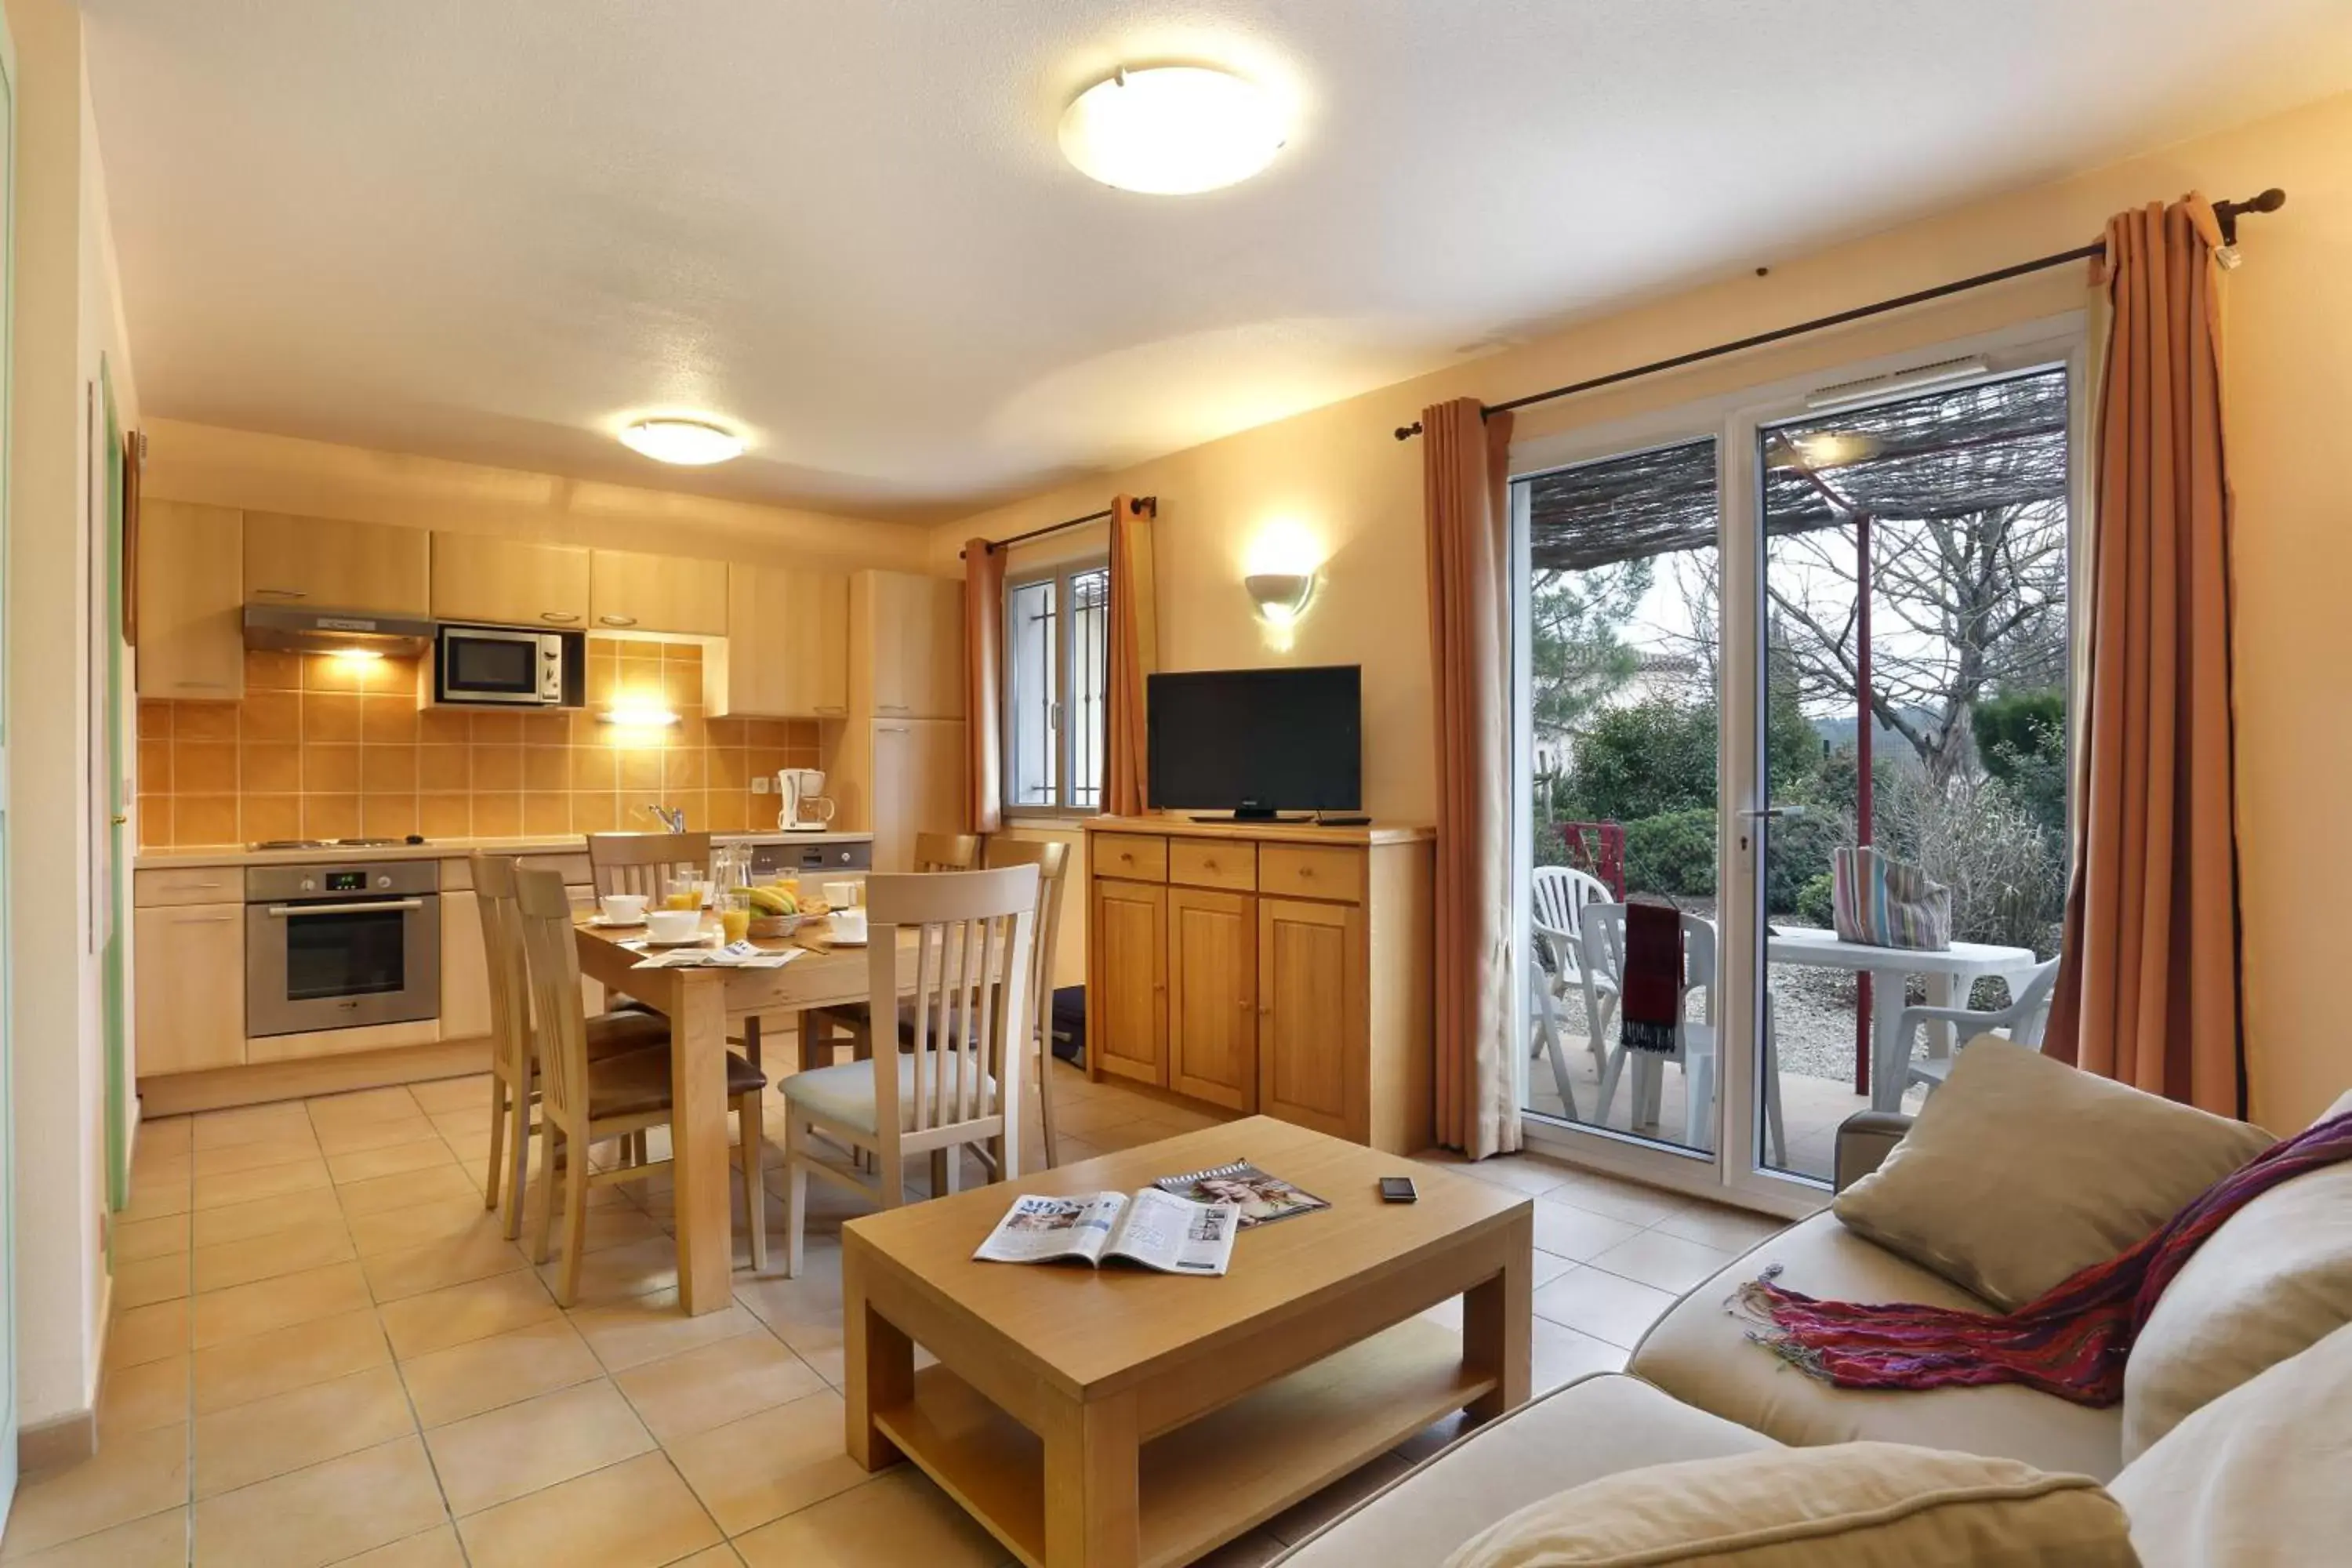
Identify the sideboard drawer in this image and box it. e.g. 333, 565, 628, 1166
133, 866, 244, 908
1168, 840, 1255, 892
1258, 844, 1364, 904
1094, 833, 1168, 883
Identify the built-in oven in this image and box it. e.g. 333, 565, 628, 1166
434, 622, 586, 706
246, 860, 441, 1037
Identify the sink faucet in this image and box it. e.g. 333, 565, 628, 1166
647, 803, 686, 833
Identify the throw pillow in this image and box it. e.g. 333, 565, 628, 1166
1443, 1441, 2135, 1568
2110, 1319, 2352, 1568
2121, 1088, 2352, 1458
1832, 1036, 2272, 1308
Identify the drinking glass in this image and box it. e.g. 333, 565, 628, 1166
720, 888, 754, 945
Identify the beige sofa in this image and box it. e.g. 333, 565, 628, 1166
1276, 1094, 2352, 1567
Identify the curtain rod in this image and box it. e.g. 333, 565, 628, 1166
958, 497, 1155, 561
1393, 187, 2285, 441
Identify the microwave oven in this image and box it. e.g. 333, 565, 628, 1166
434, 623, 586, 706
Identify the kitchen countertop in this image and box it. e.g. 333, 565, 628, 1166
134, 829, 873, 871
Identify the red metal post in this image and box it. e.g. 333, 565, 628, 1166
1854, 515, 1875, 1098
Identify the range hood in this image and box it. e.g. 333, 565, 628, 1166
242, 603, 436, 659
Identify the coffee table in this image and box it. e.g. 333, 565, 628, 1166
841, 1116, 1533, 1568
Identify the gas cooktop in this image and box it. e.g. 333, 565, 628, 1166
249, 836, 428, 852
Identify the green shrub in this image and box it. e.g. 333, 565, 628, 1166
1795, 873, 1837, 928
1622, 808, 1718, 898
1762, 808, 1844, 916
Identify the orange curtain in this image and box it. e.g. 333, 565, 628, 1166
2047, 194, 2245, 1116
1424, 398, 1520, 1156
1103, 495, 1156, 817
964, 538, 1006, 834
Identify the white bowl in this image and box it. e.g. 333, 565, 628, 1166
645, 909, 705, 944
599, 894, 648, 924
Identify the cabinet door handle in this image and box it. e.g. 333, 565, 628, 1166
878, 704, 910, 714
877, 725, 910, 735
597, 615, 637, 627
172, 913, 236, 924
540, 612, 581, 624
816, 705, 846, 715
173, 681, 231, 691
253, 586, 307, 599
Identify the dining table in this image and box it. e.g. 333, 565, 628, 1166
572, 910, 931, 1316
1765, 925, 2042, 1111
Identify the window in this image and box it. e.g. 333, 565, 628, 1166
1005, 561, 1109, 813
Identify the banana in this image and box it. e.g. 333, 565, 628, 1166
748, 886, 799, 916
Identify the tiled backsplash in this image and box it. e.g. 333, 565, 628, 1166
136, 639, 821, 849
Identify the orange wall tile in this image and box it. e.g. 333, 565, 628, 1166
136, 641, 821, 848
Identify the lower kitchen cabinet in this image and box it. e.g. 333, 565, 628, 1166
133, 902, 247, 1074
439, 889, 493, 1041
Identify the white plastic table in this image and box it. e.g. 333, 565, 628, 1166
1765, 927, 2042, 1111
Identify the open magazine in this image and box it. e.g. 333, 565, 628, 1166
972, 1189, 1240, 1276
1153, 1160, 1330, 1229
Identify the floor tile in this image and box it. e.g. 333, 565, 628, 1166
731, 1265, 844, 1352
0, 1425, 188, 1558
1653, 1201, 1793, 1252
662, 1388, 866, 1534
398, 1317, 603, 1428
306, 1087, 424, 1127
192, 1185, 347, 1247
194, 1102, 314, 1149
1530, 1316, 1629, 1392
1461, 1155, 1576, 1196
192, 1305, 391, 1414
1540, 1171, 1693, 1227
569, 1291, 760, 1374
407, 1073, 493, 1116
97, 1353, 191, 1437
0, 1506, 189, 1566
456, 1450, 721, 1568
1528, 1198, 1645, 1261
1189, 1530, 1289, 1568
191, 1134, 323, 1178
324, 1525, 468, 1567
535, 1234, 680, 1308
192, 1159, 333, 1210
119, 1178, 194, 1223
312, 1115, 441, 1156
113, 1214, 191, 1263
1584, 1229, 1733, 1294
731, 1470, 1000, 1568
361, 1227, 530, 1302
113, 1250, 191, 1310
612, 1327, 825, 1443
1530, 1264, 1679, 1349
129, 1152, 194, 1189
334, 1163, 485, 1217
136, 1116, 194, 1156
191, 1261, 374, 1349
347, 1199, 510, 1258
1263, 1453, 1411, 1544
191, 1220, 358, 1293
191, 1435, 445, 1568
329, 1140, 457, 1185
377, 1268, 561, 1360
423, 1378, 655, 1516
106, 1299, 191, 1370
193, 1364, 417, 1498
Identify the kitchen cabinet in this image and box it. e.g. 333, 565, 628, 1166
591, 550, 728, 637
713, 564, 848, 717
1090, 877, 1167, 1088
1081, 818, 1435, 1152
244, 512, 431, 617
1167, 885, 1256, 1111
133, 902, 246, 1074
850, 719, 967, 873
438, 890, 492, 1041
138, 500, 245, 699
430, 533, 591, 627
851, 570, 964, 719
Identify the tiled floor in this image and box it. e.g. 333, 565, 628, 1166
5, 1052, 1794, 1566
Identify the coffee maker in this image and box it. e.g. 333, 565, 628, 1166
777, 768, 837, 832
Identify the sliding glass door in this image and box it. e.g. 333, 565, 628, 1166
1512, 323, 2084, 1205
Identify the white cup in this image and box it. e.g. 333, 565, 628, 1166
829, 906, 869, 942
599, 893, 648, 924
645, 908, 705, 944
822, 880, 861, 909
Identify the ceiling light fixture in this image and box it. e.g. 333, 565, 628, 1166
1059, 66, 1286, 195
619, 418, 746, 466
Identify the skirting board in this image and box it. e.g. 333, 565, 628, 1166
138, 1036, 493, 1118
19, 1270, 110, 1473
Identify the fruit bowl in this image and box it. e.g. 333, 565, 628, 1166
749, 913, 804, 939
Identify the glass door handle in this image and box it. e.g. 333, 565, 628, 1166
1737, 805, 1808, 819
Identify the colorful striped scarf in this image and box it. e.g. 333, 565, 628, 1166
1734, 1109, 2352, 1406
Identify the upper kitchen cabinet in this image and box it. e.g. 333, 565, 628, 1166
713, 564, 848, 717
244, 512, 431, 617
851, 569, 964, 719
430, 533, 591, 627
590, 550, 728, 636
137, 500, 245, 699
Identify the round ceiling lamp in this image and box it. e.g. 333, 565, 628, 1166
619, 417, 746, 466
1058, 66, 1286, 195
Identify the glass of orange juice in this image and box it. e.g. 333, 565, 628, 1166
662, 874, 702, 911
719, 889, 753, 944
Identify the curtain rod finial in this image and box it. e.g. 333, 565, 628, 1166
1395, 421, 1424, 441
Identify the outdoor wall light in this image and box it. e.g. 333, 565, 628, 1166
1244, 571, 1317, 626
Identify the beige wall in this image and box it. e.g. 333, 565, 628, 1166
945, 90, 2352, 1132
142, 418, 935, 575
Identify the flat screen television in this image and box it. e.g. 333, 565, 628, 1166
1147, 665, 1362, 818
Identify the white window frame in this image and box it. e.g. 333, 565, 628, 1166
1002, 557, 1111, 818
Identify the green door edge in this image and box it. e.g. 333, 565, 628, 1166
101, 358, 127, 1217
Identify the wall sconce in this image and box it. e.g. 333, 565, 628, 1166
598, 704, 681, 728
1245, 571, 1316, 626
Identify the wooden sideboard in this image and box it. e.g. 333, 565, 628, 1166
1081, 815, 1435, 1154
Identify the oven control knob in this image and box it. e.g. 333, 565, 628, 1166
376, 875, 392, 889
299, 877, 315, 892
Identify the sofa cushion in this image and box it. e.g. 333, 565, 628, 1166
1273, 1374, 1777, 1568
2110, 1319, 2352, 1568
1631, 1210, 2125, 1479
1832, 1037, 2272, 1308
1444, 1441, 2135, 1568
2121, 1087, 2352, 1460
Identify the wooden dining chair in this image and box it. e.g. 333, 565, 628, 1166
978, 837, 1070, 1171
913, 832, 981, 872
510, 864, 771, 1301
800, 829, 981, 1069
472, 852, 670, 1238
779, 864, 1040, 1276
588, 830, 713, 900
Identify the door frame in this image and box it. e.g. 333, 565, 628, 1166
0, 2, 19, 1512
1508, 312, 2087, 1213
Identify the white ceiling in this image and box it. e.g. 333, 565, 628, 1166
85, 1, 2352, 522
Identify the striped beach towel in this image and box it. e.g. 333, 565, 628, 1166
1830, 845, 1951, 951
1733, 1109, 2352, 1405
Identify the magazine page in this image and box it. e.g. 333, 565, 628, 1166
971, 1192, 1127, 1265
1152, 1160, 1330, 1229
1102, 1188, 1240, 1276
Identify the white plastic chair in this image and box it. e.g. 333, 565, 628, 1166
1529, 867, 1613, 1115
1889, 956, 2062, 1098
